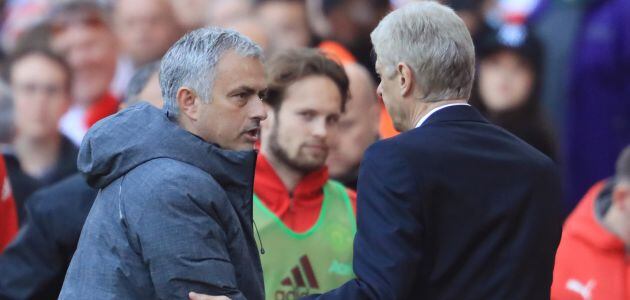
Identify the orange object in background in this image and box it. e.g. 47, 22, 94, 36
0, 157, 18, 252
318, 41, 356, 65
379, 102, 399, 139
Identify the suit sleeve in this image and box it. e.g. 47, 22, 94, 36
128, 178, 246, 300
306, 140, 426, 299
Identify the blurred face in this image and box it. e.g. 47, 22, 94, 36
115, 0, 181, 67
257, 1, 311, 52
263, 76, 343, 174
11, 54, 70, 140
52, 18, 117, 105
479, 50, 534, 112
327, 66, 379, 178
375, 59, 406, 131
209, 0, 253, 27
194, 51, 268, 151
169, 0, 211, 30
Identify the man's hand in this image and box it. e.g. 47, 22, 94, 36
188, 292, 231, 300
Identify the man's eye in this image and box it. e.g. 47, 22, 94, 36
301, 112, 315, 120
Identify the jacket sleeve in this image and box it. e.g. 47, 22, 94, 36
306, 140, 426, 300
0, 192, 67, 300
126, 177, 246, 300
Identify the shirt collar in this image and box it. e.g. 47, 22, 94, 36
415, 103, 471, 128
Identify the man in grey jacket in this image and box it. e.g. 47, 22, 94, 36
59, 27, 268, 300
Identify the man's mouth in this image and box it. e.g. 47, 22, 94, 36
243, 127, 260, 142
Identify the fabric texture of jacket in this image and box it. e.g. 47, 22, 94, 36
2, 135, 78, 224
58, 103, 264, 300
304, 105, 562, 300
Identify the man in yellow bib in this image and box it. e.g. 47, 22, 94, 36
252, 49, 356, 300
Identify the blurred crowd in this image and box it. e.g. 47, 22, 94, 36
0, 0, 627, 299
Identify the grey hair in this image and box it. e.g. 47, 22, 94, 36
159, 27, 262, 119
124, 61, 160, 105
370, 1, 475, 102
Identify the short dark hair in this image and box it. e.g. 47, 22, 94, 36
264, 48, 349, 112
616, 146, 630, 181
5, 47, 73, 92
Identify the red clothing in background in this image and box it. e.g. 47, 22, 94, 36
0, 157, 18, 252
254, 154, 356, 233
552, 180, 630, 300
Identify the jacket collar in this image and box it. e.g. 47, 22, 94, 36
421, 104, 489, 127
254, 154, 328, 212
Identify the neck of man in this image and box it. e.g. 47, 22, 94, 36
406, 98, 468, 131
602, 205, 630, 253
13, 133, 61, 178
261, 146, 306, 193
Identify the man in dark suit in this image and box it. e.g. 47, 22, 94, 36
191, 2, 562, 300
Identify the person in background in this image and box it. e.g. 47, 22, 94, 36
120, 61, 162, 109
168, 0, 213, 32
114, 0, 183, 69
2, 47, 77, 224
0, 174, 97, 300
0, 156, 18, 253
209, 0, 254, 27
470, 26, 558, 161
48, 0, 121, 146
326, 63, 380, 190
225, 17, 271, 54
551, 145, 630, 300
317, 0, 390, 79
0, 52, 164, 300
255, 0, 314, 55
253, 49, 356, 299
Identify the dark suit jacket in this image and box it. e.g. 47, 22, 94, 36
306, 105, 562, 300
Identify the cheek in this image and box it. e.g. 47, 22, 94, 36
511, 72, 534, 101
479, 67, 501, 96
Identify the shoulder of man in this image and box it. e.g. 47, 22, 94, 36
120, 158, 231, 214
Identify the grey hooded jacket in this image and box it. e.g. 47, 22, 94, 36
58, 103, 264, 300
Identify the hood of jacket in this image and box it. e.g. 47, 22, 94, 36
78, 103, 256, 190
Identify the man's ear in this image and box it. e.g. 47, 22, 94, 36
397, 62, 415, 98
177, 87, 200, 121
612, 182, 630, 211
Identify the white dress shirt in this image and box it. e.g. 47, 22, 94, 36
415, 103, 470, 128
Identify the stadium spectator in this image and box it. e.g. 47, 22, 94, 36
254, 49, 356, 299
326, 63, 379, 190
551, 145, 630, 300
2, 48, 77, 224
